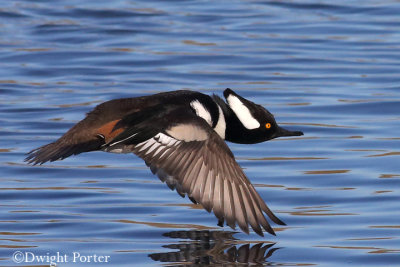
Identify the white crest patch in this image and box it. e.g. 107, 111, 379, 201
214, 105, 226, 139
227, 95, 260, 130
190, 100, 212, 126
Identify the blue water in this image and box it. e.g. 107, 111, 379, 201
1, 0, 400, 266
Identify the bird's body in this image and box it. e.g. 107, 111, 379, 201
26, 88, 303, 236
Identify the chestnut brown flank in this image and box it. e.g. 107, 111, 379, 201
97, 120, 125, 143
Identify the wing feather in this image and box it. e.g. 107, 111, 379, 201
104, 110, 284, 236
240, 184, 263, 236
224, 178, 236, 229
184, 156, 203, 194
212, 173, 224, 222
201, 169, 214, 213
191, 162, 207, 202
248, 185, 286, 226
231, 182, 249, 234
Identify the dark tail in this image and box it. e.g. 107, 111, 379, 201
25, 115, 106, 165
25, 138, 103, 165
24, 97, 137, 165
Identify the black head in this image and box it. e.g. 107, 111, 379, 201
222, 88, 303, 144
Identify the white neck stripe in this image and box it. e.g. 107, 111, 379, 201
190, 100, 213, 126
214, 104, 226, 139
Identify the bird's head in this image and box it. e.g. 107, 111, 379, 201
223, 88, 303, 144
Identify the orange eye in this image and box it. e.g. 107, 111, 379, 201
265, 123, 271, 129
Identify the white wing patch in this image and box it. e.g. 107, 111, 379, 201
166, 124, 208, 141
227, 95, 260, 130
190, 100, 213, 126
214, 104, 226, 139
136, 133, 181, 156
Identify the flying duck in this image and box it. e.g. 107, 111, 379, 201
25, 88, 303, 236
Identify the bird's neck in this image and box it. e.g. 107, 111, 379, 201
212, 95, 254, 144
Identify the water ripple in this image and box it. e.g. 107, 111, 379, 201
1, 0, 400, 266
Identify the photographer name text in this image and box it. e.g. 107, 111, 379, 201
13, 251, 110, 266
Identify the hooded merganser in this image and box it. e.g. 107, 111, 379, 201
25, 88, 303, 236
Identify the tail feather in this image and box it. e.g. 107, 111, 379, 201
25, 139, 103, 165
24, 96, 141, 165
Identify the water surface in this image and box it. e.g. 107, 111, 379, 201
1, 0, 400, 266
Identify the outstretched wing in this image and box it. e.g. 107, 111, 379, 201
102, 107, 285, 236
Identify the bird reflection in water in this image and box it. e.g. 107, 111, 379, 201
149, 230, 279, 265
